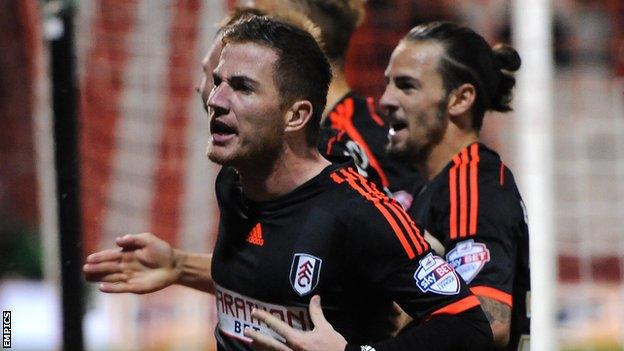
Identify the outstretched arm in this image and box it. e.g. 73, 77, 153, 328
83, 232, 215, 294
174, 248, 215, 294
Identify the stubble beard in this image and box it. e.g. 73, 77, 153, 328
206, 127, 286, 174
387, 99, 448, 169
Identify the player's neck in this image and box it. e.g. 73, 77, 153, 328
323, 65, 351, 120
423, 125, 479, 181
237, 145, 331, 202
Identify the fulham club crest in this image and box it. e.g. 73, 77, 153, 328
414, 253, 460, 295
446, 239, 490, 284
289, 253, 322, 296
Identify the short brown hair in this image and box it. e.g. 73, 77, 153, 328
222, 15, 331, 146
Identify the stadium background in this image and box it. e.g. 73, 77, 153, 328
1, 0, 623, 349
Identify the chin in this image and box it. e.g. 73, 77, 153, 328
207, 153, 226, 166
387, 143, 412, 162
207, 146, 236, 166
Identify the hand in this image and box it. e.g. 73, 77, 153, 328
82, 232, 180, 294
244, 295, 347, 351
390, 302, 413, 336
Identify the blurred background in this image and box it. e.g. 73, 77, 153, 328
0, 0, 623, 350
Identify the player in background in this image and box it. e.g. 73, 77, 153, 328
86, 14, 493, 351
380, 21, 530, 350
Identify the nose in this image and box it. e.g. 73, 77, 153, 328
379, 85, 398, 116
207, 81, 230, 116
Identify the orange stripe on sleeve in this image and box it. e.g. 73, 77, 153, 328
430, 295, 481, 317
449, 157, 460, 239
470, 286, 513, 307
469, 144, 480, 235
386, 201, 429, 253
407, 219, 430, 251
499, 161, 505, 186
360, 169, 429, 252
346, 168, 428, 254
459, 149, 469, 237
335, 169, 416, 259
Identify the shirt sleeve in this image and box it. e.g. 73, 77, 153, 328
343, 193, 480, 322
344, 307, 493, 351
330, 167, 493, 350
432, 165, 527, 307
343, 196, 493, 351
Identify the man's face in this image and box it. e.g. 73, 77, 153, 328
205, 42, 286, 167
380, 40, 449, 162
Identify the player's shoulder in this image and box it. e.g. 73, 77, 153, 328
438, 143, 519, 191
430, 143, 525, 219
336, 91, 368, 108
327, 91, 386, 127
473, 144, 523, 200
326, 164, 419, 229
472, 145, 526, 225
346, 92, 371, 111
325, 164, 390, 205
327, 163, 431, 258
324, 163, 411, 224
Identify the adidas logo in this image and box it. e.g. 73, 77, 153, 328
246, 223, 264, 246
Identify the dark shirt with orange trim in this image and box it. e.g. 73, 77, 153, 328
211, 161, 492, 351
319, 92, 424, 205
408, 143, 531, 351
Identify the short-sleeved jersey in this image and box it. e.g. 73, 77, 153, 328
408, 143, 531, 351
318, 92, 424, 202
211, 162, 482, 351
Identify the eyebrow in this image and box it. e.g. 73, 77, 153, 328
394, 75, 419, 83
386, 74, 421, 87
227, 74, 260, 89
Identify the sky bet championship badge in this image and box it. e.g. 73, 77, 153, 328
414, 253, 460, 295
290, 253, 322, 296
446, 239, 490, 284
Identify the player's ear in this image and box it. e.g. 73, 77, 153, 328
285, 100, 313, 133
447, 83, 476, 129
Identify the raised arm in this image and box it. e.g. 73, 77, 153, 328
83, 232, 215, 294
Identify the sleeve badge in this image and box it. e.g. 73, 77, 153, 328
414, 253, 460, 295
445, 239, 490, 284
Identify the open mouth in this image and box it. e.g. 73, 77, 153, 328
391, 121, 408, 132
390, 121, 407, 135
210, 119, 237, 144
211, 119, 237, 136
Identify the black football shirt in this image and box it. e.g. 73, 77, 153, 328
211, 161, 483, 351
